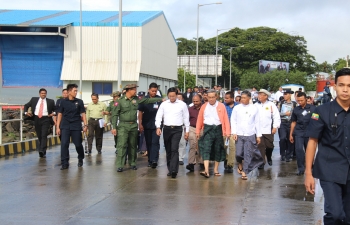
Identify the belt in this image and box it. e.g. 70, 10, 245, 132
119, 121, 137, 124
190, 125, 196, 128
164, 125, 182, 128
281, 120, 290, 123
89, 118, 102, 120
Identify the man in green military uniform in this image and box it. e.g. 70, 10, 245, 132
111, 84, 163, 172
103, 91, 121, 154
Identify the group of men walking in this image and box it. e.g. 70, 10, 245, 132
24, 68, 350, 224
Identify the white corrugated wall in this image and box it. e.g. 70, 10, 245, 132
61, 26, 142, 81
141, 14, 177, 81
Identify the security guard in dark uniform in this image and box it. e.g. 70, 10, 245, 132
56, 84, 87, 170
305, 68, 350, 225
289, 92, 316, 175
111, 84, 162, 172
278, 89, 296, 161
103, 91, 121, 154
138, 83, 162, 168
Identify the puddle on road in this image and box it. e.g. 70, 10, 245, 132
280, 184, 323, 203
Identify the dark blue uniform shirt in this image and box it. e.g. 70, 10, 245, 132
58, 98, 85, 130
138, 95, 162, 130
306, 100, 350, 184
291, 104, 316, 137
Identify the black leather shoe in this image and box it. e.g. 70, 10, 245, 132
171, 171, 177, 178
98, 151, 102, 154
167, 172, 171, 176
115, 150, 118, 155
226, 166, 233, 173
132, 166, 137, 170
78, 159, 83, 167
39, 152, 44, 158
148, 163, 152, 167
117, 168, 123, 172
179, 161, 184, 165
151, 162, 157, 168
268, 160, 272, 166
296, 171, 304, 176
258, 164, 265, 170
186, 164, 194, 172
285, 158, 290, 162
60, 165, 69, 170
281, 156, 286, 161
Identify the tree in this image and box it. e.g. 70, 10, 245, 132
239, 70, 316, 92
177, 68, 196, 91
333, 58, 349, 71
177, 26, 318, 89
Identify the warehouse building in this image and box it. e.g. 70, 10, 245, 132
0, 10, 177, 103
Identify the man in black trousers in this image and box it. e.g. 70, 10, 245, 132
155, 87, 189, 178
56, 84, 87, 170
24, 88, 56, 158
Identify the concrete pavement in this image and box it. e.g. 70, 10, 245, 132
0, 133, 324, 225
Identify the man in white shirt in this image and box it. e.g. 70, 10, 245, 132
155, 88, 189, 178
231, 91, 264, 180
255, 89, 281, 169
275, 87, 284, 102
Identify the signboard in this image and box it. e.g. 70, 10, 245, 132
178, 55, 222, 77
258, 60, 289, 73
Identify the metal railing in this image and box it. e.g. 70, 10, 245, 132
0, 104, 58, 145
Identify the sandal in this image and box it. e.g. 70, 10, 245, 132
142, 151, 148, 156
200, 171, 210, 178
214, 173, 221, 176
241, 175, 248, 180
237, 167, 243, 174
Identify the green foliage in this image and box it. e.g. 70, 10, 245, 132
333, 58, 349, 71
177, 68, 196, 91
177, 26, 318, 88
240, 70, 315, 92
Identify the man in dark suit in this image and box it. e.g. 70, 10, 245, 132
183, 87, 193, 105
24, 88, 56, 158
54, 89, 68, 125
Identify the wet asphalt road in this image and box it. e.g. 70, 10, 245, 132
0, 133, 324, 225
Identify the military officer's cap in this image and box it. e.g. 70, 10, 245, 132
110, 91, 121, 97
124, 83, 139, 90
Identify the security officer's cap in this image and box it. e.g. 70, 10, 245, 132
110, 91, 121, 97
218, 84, 222, 87
124, 83, 139, 90
283, 89, 294, 94
138, 91, 146, 96
258, 89, 271, 97
326, 81, 331, 85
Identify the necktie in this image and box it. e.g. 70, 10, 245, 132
38, 99, 44, 118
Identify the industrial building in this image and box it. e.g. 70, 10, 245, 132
0, 10, 177, 103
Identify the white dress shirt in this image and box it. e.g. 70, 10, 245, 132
204, 101, 221, 125
255, 101, 281, 134
155, 99, 190, 132
34, 98, 48, 116
231, 103, 261, 137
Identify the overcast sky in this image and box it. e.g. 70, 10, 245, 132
2, 0, 349, 64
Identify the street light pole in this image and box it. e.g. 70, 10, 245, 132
215, 27, 232, 85
117, 0, 123, 91
196, 2, 222, 86
228, 45, 244, 91
79, 0, 82, 98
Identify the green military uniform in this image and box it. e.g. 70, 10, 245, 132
112, 84, 162, 170
107, 91, 121, 153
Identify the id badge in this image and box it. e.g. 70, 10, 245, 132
302, 110, 307, 116
153, 103, 158, 109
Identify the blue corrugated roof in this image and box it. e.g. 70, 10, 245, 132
0, 10, 163, 27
